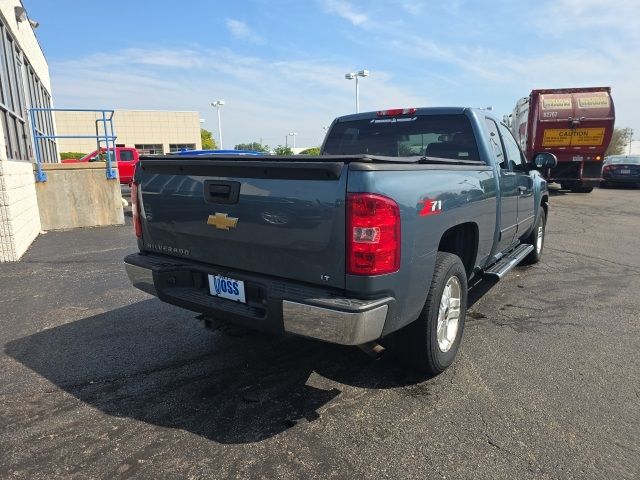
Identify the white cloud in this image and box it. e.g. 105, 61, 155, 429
47, 0, 640, 146
531, 0, 640, 37
225, 19, 265, 44
321, 0, 368, 26
399, 1, 422, 15
50, 47, 427, 148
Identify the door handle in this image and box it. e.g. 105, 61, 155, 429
517, 186, 527, 193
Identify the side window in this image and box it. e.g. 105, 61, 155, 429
498, 124, 526, 172
484, 118, 507, 169
120, 150, 134, 161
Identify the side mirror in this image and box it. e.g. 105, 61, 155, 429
532, 152, 558, 169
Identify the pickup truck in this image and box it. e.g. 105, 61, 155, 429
124, 107, 556, 374
61, 147, 140, 184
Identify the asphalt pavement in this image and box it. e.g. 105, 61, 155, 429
1, 186, 639, 479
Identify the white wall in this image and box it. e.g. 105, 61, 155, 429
0, 160, 40, 261
0, 0, 50, 261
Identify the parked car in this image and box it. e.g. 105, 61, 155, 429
124, 107, 555, 374
601, 155, 640, 188
61, 147, 140, 185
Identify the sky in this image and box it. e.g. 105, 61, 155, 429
26, 0, 639, 149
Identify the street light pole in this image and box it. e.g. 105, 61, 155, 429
289, 132, 298, 149
344, 70, 369, 113
211, 100, 225, 149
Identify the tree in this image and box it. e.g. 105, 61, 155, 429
606, 127, 633, 156
273, 145, 293, 155
299, 147, 321, 155
234, 142, 270, 152
201, 128, 217, 150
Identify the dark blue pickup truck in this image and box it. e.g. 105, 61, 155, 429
125, 107, 556, 374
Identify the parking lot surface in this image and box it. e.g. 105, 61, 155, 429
1, 187, 639, 479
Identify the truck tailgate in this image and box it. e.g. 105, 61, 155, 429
136, 158, 347, 289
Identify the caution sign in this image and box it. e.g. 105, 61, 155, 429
542, 128, 606, 147
542, 97, 572, 110
577, 96, 610, 109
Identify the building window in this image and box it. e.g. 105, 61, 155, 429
169, 143, 196, 153
0, 20, 57, 162
135, 144, 164, 155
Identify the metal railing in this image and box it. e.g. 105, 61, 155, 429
29, 108, 118, 182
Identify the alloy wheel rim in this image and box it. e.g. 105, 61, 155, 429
437, 276, 462, 353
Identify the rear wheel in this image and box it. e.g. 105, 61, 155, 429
521, 209, 546, 265
394, 252, 467, 375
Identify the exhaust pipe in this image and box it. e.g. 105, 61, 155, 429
357, 341, 386, 358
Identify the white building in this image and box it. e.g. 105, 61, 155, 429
54, 109, 202, 155
0, 0, 57, 261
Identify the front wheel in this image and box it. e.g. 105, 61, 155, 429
394, 252, 468, 375
521, 209, 546, 265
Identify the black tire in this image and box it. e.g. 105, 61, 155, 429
599, 181, 608, 189
521, 209, 546, 265
394, 252, 467, 375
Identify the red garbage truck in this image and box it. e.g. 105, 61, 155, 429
506, 87, 615, 193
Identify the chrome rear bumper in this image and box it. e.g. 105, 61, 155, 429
124, 260, 391, 345
125, 261, 156, 296
282, 299, 389, 345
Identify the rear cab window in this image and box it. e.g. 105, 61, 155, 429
323, 114, 480, 161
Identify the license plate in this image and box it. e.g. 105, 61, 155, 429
620, 169, 631, 174
208, 275, 246, 303
572, 155, 584, 162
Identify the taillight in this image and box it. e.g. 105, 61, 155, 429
602, 165, 612, 173
131, 182, 142, 238
347, 193, 401, 275
376, 108, 416, 117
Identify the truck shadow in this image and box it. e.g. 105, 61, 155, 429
5, 299, 430, 445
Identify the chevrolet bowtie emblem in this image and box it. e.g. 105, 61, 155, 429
207, 213, 238, 230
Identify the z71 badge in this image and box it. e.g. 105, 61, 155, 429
419, 198, 443, 216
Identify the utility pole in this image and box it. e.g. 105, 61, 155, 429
211, 100, 225, 149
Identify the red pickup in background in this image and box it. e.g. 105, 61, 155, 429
61, 147, 139, 185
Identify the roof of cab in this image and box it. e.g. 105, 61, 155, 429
334, 107, 483, 123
